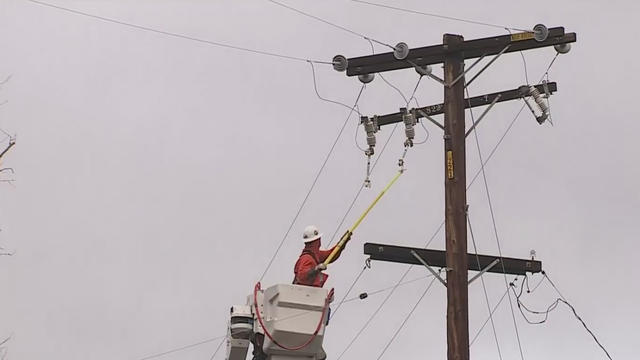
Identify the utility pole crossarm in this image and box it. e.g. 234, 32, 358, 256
363, 243, 542, 275
375, 82, 557, 127
345, 27, 576, 76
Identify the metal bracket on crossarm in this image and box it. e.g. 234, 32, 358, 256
411, 250, 447, 287
468, 258, 501, 285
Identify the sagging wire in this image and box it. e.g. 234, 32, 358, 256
356, 39, 428, 186
505, 29, 531, 86
309, 62, 363, 116
533, 272, 614, 360
25, 0, 333, 65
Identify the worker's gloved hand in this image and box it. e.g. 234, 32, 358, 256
343, 230, 353, 244
315, 263, 327, 272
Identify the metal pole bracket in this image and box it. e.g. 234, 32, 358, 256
411, 250, 447, 287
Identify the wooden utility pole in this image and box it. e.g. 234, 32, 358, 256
334, 25, 576, 360
443, 34, 469, 360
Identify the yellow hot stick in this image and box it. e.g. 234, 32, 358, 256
323, 170, 403, 266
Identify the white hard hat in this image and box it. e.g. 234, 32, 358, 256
302, 225, 322, 243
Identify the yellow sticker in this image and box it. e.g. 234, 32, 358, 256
447, 151, 454, 179
510, 32, 534, 42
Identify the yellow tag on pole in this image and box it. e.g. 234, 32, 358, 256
510, 32, 534, 42
447, 151, 454, 179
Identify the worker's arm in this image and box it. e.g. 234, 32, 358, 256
295, 256, 325, 285
318, 243, 347, 264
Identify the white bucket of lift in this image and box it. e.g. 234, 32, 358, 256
259, 284, 330, 358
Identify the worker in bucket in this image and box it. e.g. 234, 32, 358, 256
251, 225, 349, 360
293, 225, 350, 287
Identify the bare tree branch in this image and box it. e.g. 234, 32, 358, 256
0, 336, 11, 348
0, 75, 11, 86
0, 140, 15, 162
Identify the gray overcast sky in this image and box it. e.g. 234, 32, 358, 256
0, 0, 638, 359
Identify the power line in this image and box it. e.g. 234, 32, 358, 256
137, 335, 226, 360
350, 0, 530, 32
467, 212, 503, 360
24, 0, 332, 65
332, 263, 369, 317
470, 285, 511, 346
309, 62, 363, 116
466, 85, 526, 360
542, 272, 614, 360
267, 0, 394, 49
336, 265, 412, 360
259, 84, 365, 281
463, 54, 565, 359
375, 275, 439, 360
208, 337, 227, 360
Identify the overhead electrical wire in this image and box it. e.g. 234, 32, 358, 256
327, 72, 422, 246
540, 272, 614, 360
267, 0, 395, 50
466, 85, 527, 360
375, 275, 439, 360
259, 84, 365, 282
208, 337, 227, 360
463, 53, 566, 359
347, 52, 565, 360
137, 335, 226, 360
309, 62, 364, 116
467, 212, 504, 360
350, 0, 531, 32
24, 0, 332, 65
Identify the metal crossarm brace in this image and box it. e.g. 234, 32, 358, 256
465, 94, 501, 137
468, 258, 500, 284
374, 82, 557, 127
417, 110, 444, 130
411, 250, 447, 287
344, 27, 576, 76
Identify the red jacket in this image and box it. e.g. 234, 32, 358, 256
293, 240, 344, 287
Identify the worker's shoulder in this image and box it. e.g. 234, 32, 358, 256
297, 251, 319, 263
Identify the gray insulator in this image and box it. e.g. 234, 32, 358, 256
402, 111, 416, 145
554, 43, 571, 54
529, 86, 549, 124
364, 120, 376, 134
332, 55, 348, 72
529, 86, 549, 113
358, 73, 375, 84
415, 65, 432, 76
405, 126, 415, 141
363, 116, 377, 149
367, 134, 376, 147
533, 24, 549, 42
393, 42, 409, 60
